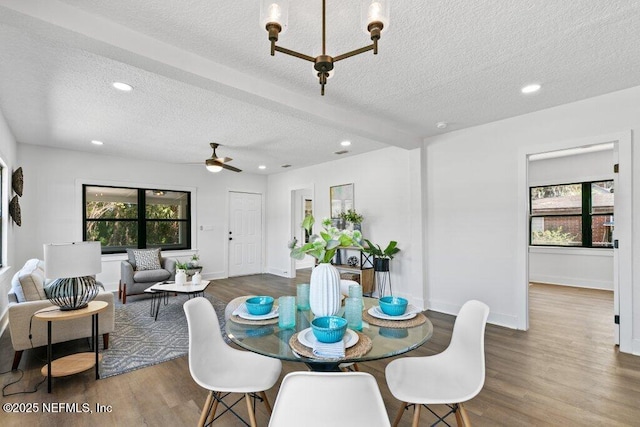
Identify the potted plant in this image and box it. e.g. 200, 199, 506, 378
362, 239, 400, 272
289, 215, 363, 316
339, 209, 364, 231
175, 261, 189, 286
190, 252, 200, 267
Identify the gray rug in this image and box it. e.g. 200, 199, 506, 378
100, 294, 228, 378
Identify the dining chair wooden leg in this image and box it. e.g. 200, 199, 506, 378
198, 391, 214, 427
454, 403, 464, 426
260, 391, 273, 414
392, 402, 407, 427
459, 402, 471, 426
411, 403, 421, 427
245, 393, 258, 427
207, 392, 220, 425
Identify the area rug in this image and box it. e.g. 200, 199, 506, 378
100, 294, 228, 378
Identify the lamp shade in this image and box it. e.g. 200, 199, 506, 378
260, 0, 289, 33
44, 241, 102, 279
361, 0, 390, 33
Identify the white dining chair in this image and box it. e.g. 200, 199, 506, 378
184, 297, 282, 427
385, 300, 490, 427
269, 371, 391, 427
340, 279, 360, 297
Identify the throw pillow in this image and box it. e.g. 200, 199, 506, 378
132, 248, 162, 271
12, 259, 47, 302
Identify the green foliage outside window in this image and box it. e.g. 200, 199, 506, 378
84, 185, 190, 252
531, 227, 579, 245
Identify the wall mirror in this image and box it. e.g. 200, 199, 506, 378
330, 183, 354, 228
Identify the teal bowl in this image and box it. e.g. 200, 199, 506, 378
311, 316, 348, 343
379, 296, 408, 316
245, 296, 274, 315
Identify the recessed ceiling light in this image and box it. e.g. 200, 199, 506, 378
91, 140, 103, 145
112, 82, 133, 92
521, 83, 541, 94
340, 140, 351, 147
258, 165, 266, 170
436, 122, 447, 129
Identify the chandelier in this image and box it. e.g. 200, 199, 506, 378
260, 0, 390, 95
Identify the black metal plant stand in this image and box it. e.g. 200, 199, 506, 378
374, 258, 392, 297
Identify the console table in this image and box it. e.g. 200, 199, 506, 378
333, 247, 375, 295
34, 300, 108, 393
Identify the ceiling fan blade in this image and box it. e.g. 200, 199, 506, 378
214, 156, 233, 163
221, 163, 242, 173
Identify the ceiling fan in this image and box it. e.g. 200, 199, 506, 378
205, 143, 242, 173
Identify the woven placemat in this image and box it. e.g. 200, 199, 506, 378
289, 331, 372, 360
362, 310, 428, 328
229, 314, 279, 325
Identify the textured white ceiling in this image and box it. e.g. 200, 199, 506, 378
0, 0, 639, 174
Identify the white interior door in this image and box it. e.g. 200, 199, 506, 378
612, 144, 620, 345
228, 192, 262, 277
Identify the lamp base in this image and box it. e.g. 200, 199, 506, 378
44, 276, 102, 311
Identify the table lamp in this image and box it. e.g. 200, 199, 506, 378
43, 241, 103, 311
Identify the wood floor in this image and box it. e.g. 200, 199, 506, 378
2, 274, 640, 426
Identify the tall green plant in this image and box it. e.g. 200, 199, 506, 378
362, 240, 400, 259
289, 215, 363, 263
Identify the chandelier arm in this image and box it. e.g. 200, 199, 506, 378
333, 44, 375, 62
274, 45, 316, 62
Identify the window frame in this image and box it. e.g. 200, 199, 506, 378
529, 180, 614, 248
83, 184, 192, 254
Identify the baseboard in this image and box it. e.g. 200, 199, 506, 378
428, 299, 520, 330
266, 267, 292, 278
632, 339, 640, 356
202, 271, 227, 280
529, 275, 613, 291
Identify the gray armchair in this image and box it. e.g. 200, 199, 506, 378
119, 253, 176, 304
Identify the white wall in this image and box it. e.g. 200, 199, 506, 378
15, 144, 267, 292
266, 147, 426, 308
0, 108, 18, 335
528, 149, 614, 290
423, 85, 639, 350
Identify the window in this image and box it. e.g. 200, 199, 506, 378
530, 180, 614, 248
83, 185, 191, 253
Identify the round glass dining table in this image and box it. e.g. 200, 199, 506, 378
225, 297, 433, 371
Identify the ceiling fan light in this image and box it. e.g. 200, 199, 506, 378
361, 0, 389, 34
260, 0, 289, 34
206, 164, 223, 173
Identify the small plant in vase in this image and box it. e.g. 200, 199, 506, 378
339, 209, 364, 231
289, 215, 363, 316
190, 253, 200, 267
362, 239, 400, 297
175, 261, 189, 286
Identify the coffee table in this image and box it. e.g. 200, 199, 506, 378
144, 280, 210, 320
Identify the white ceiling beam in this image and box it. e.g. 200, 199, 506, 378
0, 0, 422, 150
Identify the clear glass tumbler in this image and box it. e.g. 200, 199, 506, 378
348, 284, 363, 300
278, 296, 296, 329
296, 283, 310, 311
345, 297, 363, 331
